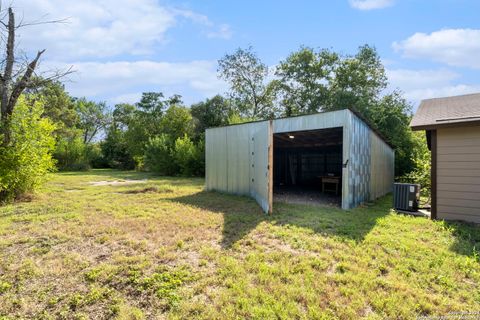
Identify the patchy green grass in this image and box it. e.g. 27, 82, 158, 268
0, 169, 479, 319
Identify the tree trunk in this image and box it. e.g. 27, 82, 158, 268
0, 7, 45, 146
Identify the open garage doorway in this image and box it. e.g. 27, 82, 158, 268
273, 127, 343, 207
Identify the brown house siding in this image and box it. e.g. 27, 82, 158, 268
436, 126, 480, 223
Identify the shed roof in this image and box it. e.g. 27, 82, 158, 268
411, 93, 480, 130
206, 108, 393, 148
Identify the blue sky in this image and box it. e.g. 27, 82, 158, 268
14, 0, 480, 109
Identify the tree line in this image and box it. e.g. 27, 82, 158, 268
36, 45, 425, 177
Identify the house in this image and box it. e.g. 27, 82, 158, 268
411, 93, 480, 223
205, 109, 395, 213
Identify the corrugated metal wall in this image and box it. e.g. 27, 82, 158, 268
345, 111, 371, 208
205, 120, 271, 212
273, 110, 348, 133
205, 109, 395, 212
369, 130, 395, 200
344, 111, 395, 207
273, 110, 351, 209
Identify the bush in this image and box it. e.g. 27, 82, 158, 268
0, 97, 56, 202
86, 143, 108, 169
144, 134, 204, 177
101, 129, 135, 170
54, 135, 90, 171
144, 134, 177, 175
173, 135, 197, 176
400, 131, 431, 199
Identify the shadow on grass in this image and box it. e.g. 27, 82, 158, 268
444, 221, 480, 259
170, 191, 393, 248
170, 191, 266, 248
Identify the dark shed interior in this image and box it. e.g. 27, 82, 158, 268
273, 127, 343, 206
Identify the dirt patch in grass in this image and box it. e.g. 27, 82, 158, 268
122, 186, 174, 194
13, 193, 35, 203
89, 179, 148, 187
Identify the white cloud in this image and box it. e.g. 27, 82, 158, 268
403, 85, 480, 103
41, 60, 227, 105
393, 29, 480, 69
386, 68, 480, 106
349, 0, 394, 10
13, 0, 231, 60
387, 68, 460, 92
206, 24, 233, 39
110, 93, 143, 105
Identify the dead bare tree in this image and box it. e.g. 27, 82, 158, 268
0, 6, 72, 146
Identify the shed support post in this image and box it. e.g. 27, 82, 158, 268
268, 120, 273, 214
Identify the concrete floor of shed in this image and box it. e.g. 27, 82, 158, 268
274, 186, 341, 207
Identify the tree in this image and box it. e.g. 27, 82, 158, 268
173, 134, 198, 176
190, 95, 231, 139
0, 97, 55, 201
75, 98, 110, 144
27, 80, 78, 138
101, 103, 136, 169
218, 47, 277, 119
366, 92, 414, 176
275, 45, 386, 116
0, 7, 69, 146
273, 44, 415, 175
120, 93, 183, 161
326, 45, 387, 114
160, 104, 194, 142
143, 134, 177, 175
402, 130, 431, 197
275, 47, 339, 115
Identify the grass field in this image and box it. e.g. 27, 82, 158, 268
0, 170, 479, 319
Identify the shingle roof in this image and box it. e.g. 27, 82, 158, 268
411, 93, 480, 130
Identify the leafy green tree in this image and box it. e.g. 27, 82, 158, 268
32, 80, 78, 138
402, 130, 431, 197
274, 44, 414, 176
160, 105, 194, 142
218, 47, 277, 119
101, 104, 136, 169
365, 92, 414, 176
190, 95, 231, 139
173, 134, 197, 176
114, 103, 146, 161
0, 96, 55, 201
144, 134, 177, 175
275, 47, 338, 115
53, 134, 89, 171
75, 98, 110, 144
101, 127, 135, 170
326, 45, 387, 114
275, 45, 386, 116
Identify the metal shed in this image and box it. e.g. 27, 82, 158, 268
205, 109, 395, 213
